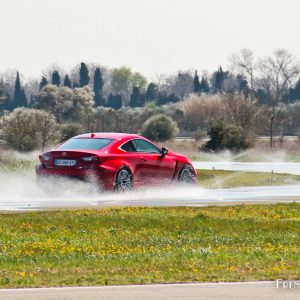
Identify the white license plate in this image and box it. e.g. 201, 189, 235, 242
54, 159, 77, 166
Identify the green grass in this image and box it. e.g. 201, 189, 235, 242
198, 169, 300, 189
0, 204, 300, 288
188, 150, 300, 162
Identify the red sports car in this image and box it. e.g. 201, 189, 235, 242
36, 133, 197, 191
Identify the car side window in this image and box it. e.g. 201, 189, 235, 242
132, 139, 161, 154
120, 141, 136, 152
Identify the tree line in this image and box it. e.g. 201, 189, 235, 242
1, 48, 299, 113
1, 48, 300, 151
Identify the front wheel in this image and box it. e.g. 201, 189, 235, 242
114, 168, 132, 192
178, 165, 196, 184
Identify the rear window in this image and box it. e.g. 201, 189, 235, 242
58, 138, 114, 150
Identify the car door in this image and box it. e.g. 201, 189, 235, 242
131, 139, 176, 185
119, 140, 147, 186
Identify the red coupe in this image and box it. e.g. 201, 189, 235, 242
36, 133, 197, 191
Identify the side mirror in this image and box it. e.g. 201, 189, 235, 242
161, 147, 168, 157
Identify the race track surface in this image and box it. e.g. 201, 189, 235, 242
1, 185, 300, 211
0, 282, 299, 300
1, 162, 300, 211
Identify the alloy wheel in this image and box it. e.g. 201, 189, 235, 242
115, 169, 132, 192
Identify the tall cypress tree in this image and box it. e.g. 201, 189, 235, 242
63, 75, 72, 88
130, 87, 140, 107
39, 76, 48, 90
193, 71, 201, 93
14, 72, 21, 104
79, 62, 90, 87
13, 72, 27, 108
146, 83, 158, 101
200, 77, 210, 93
107, 94, 122, 109
72, 82, 80, 88
215, 67, 224, 92
93, 68, 105, 106
213, 66, 229, 93
52, 71, 61, 86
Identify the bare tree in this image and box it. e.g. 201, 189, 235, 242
182, 94, 225, 131
24, 78, 39, 104
258, 49, 300, 147
157, 71, 193, 99
224, 93, 261, 144
230, 49, 256, 94
35, 110, 59, 150
172, 72, 194, 99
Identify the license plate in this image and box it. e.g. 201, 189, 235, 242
54, 159, 77, 166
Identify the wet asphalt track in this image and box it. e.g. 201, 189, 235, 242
1, 162, 300, 211
1, 185, 300, 211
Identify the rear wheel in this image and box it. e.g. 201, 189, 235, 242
178, 165, 196, 184
114, 168, 132, 192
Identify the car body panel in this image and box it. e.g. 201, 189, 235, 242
36, 133, 197, 191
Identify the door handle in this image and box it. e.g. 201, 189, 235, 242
140, 157, 147, 161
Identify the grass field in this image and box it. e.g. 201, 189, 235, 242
197, 169, 300, 188
0, 151, 36, 172
0, 204, 300, 288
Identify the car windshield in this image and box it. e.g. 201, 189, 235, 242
58, 138, 114, 150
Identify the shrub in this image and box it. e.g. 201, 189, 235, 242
202, 119, 249, 152
182, 94, 225, 131
193, 128, 206, 141
141, 114, 178, 142
0, 108, 58, 151
59, 123, 84, 142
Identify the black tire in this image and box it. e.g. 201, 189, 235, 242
114, 168, 132, 192
178, 164, 196, 184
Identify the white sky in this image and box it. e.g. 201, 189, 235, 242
1, 0, 300, 80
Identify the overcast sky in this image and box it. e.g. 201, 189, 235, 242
1, 0, 300, 80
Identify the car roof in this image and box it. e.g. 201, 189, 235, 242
74, 132, 142, 140
66, 132, 162, 152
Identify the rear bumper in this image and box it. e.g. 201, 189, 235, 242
35, 163, 115, 190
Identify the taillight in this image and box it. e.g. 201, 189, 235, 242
39, 154, 51, 162
81, 156, 99, 162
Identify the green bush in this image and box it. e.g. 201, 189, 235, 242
193, 128, 206, 141
141, 114, 178, 142
59, 123, 84, 142
0, 108, 58, 151
203, 119, 249, 152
